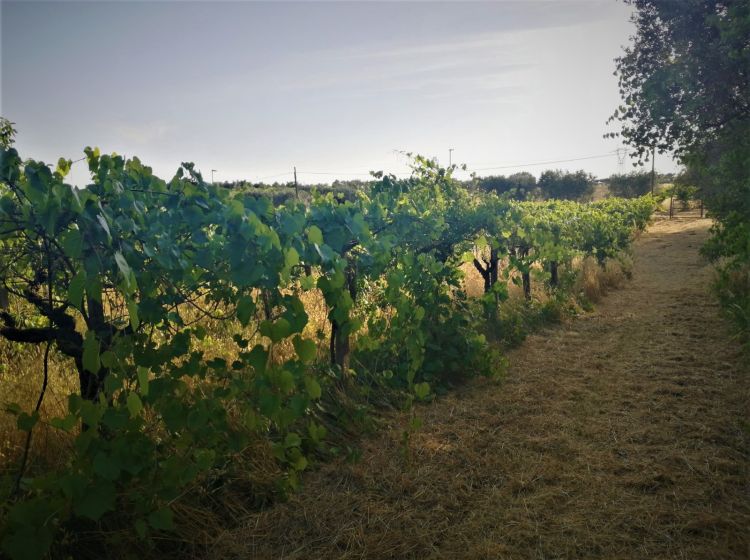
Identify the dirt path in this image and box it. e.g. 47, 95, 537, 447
215, 218, 749, 560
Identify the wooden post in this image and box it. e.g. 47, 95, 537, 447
650, 146, 656, 195
700, 199, 704, 218
669, 196, 674, 219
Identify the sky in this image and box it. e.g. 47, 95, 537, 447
1, 1, 679, 186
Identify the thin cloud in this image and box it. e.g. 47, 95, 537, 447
113, 122, 173, 145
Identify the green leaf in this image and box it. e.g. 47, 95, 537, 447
236, 295, 256, 327
136, 366, 149, 397
55, 158, 73, 177
285, 247, 300, 268
414, 382, 430, 400
2, 500, 56, 560
277, 370, 295, 393
307, 225, 323, 245
49, 413, 77, 432
127, 298, 140, 331
284, 432, 302, 448
135, 519, 148, 539
114, 251, 132, 287
96, 214, 111, 241
126, 392, 143, 418
67, 271, 86, 309
60, 228, 83, 259
148, 507, 174, 531
93, 452, 121, 481
16, 411, 39, 432
304, 376, 322, 400
73, 480, 116, 520
4, 402, 22, 416
100, 351, 118, 369
300, 274, 315, 290
292, 336, 317, 363
260, 318, 291, 342
82, 331, 100, 375
308, 422, 327, 443
244, 344, 269, 373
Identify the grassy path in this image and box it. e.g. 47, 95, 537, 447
215, 218, 749, 560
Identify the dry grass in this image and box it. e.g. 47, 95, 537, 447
211, 217, 749, 560
0, 337, 78, 475
573, 256, 630, 304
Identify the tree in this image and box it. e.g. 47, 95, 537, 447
538, 169, 594, 200
607, 170, 652, 198
476, 171, 537, 200
0, 117, 16, 149
608, 0, 749, 160
608, 0, 750, 343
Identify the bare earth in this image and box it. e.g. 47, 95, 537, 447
215, 218, 749, 560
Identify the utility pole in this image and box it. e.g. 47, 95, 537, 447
211, 169, 217, 185
294, 166, 299, 201
448, 148, 454, 167
650, 147, 656, 195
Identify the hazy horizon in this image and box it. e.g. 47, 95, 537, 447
1, 1, 681, 186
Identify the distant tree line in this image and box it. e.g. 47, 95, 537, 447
216, 178, 373, 205
472, 169, 595, 201
607, 171, 652, 198
219, 167, 676, 205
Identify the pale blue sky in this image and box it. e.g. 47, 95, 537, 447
1, 1, 678, 186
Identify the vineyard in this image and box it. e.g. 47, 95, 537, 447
0, 145, 656, 558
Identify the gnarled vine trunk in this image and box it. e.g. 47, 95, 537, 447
549, 261, 559, 288
330, 264, 357, 374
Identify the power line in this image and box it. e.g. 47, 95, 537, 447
467, 152, 617, 173
254, 171, 294, 181
296, 170, 373, 177
67, 150, 621, 183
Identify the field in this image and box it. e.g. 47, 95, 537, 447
3, 1, 748, 557
212, 217, 750, 559
0, 149, 745, 560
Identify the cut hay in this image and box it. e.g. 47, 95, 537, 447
211, 218, 749, 560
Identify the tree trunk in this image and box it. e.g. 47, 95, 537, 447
329, 264, 357, 374
489, 247, 499, 288
83, 295, 110, 402
473, 247, 500, 295
521, 248, 531, 301
473, 258, 491, 293
261, 290, 273, 320
549, 261, 559, 288
522, 271, 531, 301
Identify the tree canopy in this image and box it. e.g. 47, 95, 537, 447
607, 171, 652, 198
475, 172, 537, 200
538, 170, 594, 201
608, 0, 749, 160
608, 0, 749, 344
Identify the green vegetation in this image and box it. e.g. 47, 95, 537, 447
0, 132, 654, 559
538, 169, 595, 201
609, 0, 749, 349
474, 172, 537, 200
607, 171, 652, 198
